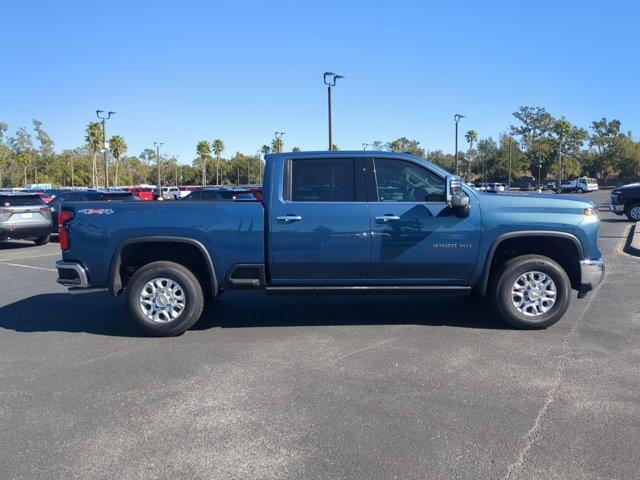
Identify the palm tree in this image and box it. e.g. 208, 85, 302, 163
196, 140, 211, 186
465, 130, 478, 181
109, 135, 127, 187
85, 122, 103, 188
213, 139, 224, 185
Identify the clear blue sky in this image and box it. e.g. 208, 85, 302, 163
2, 0, 638, 164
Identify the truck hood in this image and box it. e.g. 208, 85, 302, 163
475, 191, 597, 208
616, 182, 640, 190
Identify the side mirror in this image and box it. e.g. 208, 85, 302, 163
446, 175, 471, 218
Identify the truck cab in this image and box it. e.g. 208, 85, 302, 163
55, 151, 605, 336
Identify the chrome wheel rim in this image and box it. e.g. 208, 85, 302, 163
630, 206, 640, 220
511, 271, 557, 317
139, 277, 186, 323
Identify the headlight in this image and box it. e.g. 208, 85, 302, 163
584, 207, 597, 217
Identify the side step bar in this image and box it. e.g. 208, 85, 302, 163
265, 285, 472, 295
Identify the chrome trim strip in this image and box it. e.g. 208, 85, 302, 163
56, 261, 89, 288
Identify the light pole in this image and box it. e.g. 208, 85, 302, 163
508, 136, 513, 189
274, 131, 285, 154
362, 143, 369, 151
324, 71, 345, 151
556, 133, 563, 194
96, 110, 115, 188
256, 149, 263, 184
538, 160, 543, 192
454, 114, 465, 175
154, 141, 163, 192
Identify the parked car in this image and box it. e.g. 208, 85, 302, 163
55, 151, 604, 337
546, 182, 557, 190
181, 187, 257, 201
486, 183, 506, 193
0, 192, 52, 245
178, 186, 198, 198
127, 187, 154, 201
49, 189, 137, 232
609, 182, 640, 221
153, 186, 181, 200
561, 177, 599, 193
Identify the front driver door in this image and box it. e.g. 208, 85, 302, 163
367, 157, 480, 285
269, 156, 371, 283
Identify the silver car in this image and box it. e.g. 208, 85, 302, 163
0, 192, 52, 245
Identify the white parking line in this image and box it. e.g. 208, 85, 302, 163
0, 262, 57, 272
0, 252, 60, 261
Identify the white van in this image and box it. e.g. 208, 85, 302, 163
561, 177, 599, 193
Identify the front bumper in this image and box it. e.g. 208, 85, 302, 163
579, 258, 605, 295
609, 203, 624, 214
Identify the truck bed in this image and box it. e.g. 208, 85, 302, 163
61, 201, 265, 290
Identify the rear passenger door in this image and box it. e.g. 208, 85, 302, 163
269, 156, 371, 282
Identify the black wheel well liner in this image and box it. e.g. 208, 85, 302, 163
109, 236, 218, 297
478, 231, 584, 296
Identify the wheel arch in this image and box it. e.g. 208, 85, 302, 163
478, 231, 584, 296
109, 236, 218, 298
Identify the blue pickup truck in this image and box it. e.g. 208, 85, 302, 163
55, 151, 605, 336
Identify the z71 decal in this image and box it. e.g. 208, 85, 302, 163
77, 208, 114, 215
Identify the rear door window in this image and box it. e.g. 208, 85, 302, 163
287, 158, 356, 202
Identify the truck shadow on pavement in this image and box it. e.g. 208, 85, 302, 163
0, 290, 508, 336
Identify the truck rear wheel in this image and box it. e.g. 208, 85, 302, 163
126, 261, 204, 336
491, 254, 571, 329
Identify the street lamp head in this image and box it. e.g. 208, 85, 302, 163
323, 71, 344, 86
108, 111, 116, 116
454, 114, 465, 123
96, 110, 103, 116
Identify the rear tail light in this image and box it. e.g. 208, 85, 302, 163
58, 210, 74, 251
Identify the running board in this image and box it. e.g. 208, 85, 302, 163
265, 285, 472, 295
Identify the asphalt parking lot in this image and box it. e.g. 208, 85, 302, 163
1, 189, 639, 480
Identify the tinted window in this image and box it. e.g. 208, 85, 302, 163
374, 159, 445, 202
0, 195, 45, 206
98, 193, 134, 201
289, 158, 355, 202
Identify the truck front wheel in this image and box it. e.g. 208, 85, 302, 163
491, 254, 571, 329
126, 261, 204, 336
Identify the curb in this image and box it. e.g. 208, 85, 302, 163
629, 222, 640, 256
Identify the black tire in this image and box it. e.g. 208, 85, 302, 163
577, 187, 584, 194
490, 254, 571, 329
126, 261, 204, 336
625, 202, 640, 222
34, 234, 50, 246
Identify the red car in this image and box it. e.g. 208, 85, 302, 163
127, 187, 154, 201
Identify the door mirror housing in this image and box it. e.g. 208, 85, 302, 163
446, 175, 470, 218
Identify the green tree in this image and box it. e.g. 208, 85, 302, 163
271, 137, 284, 154
213, 138, 224, 185
260, 144, 270, 156
9, 127, 36, 185
291, 146, 301, 152
464, 130, 478, 181
196, 140, 211, 186
85, 122, 103, 188
32, 119, 54, 183
0, 122, 9, 187
387, 137, 425, 157
109, 135, 127, 187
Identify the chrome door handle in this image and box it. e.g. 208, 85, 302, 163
374, 214, 400, 223
276, 215, 303, 223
